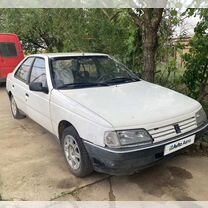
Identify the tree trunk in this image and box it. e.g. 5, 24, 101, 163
129, 8, 164, 83
142, 26, 157, 82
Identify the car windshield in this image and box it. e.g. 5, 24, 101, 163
50, 56, 140, 89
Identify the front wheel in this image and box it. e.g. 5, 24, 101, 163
61, 126, 93, 177
10, 95, 25, 119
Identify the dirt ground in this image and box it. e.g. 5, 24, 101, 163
0, 85, 208, 201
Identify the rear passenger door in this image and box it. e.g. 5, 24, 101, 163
26, 57, 53, 132
13, 57, 35, 114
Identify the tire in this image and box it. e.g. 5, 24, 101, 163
10, 95, 25, 119
61, 126, 93, 177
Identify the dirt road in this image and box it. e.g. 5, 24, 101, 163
1, 86, 208, 201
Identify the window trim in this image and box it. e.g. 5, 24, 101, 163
14, 57, 35, 84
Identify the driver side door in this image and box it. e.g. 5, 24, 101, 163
26, 57, 53, 132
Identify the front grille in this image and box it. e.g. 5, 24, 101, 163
148, 117, 197, 143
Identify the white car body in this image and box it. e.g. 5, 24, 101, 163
6, 53, 208, 176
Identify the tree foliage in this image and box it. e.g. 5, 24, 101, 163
183, 9, 208, 101
0, 9, 141, 70
1, 8, 201, 91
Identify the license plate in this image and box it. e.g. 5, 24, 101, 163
164, 135, 195, 156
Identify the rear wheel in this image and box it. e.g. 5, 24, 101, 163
61, 126, 93, 177
10, 95, 25, 119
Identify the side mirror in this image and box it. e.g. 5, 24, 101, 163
29, 82, 49, 94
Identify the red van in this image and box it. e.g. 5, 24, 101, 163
0, 34, 24, 83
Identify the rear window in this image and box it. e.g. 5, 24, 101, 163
0, 42, 17, 58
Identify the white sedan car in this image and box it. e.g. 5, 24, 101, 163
6, 53, 208, 177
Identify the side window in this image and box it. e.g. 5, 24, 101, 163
29, 58, 47, 87
0, 42, 18, 58
15, 57, 34, 82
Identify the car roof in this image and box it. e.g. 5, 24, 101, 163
29, 52, 109, 58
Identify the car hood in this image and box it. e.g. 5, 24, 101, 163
60, 81, 201, 129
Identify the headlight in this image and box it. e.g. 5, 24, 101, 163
104, 129, 153, 148
104, 131, 120, 148
195, 108, 207, 126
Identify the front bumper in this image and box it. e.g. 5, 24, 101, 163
84, 122, 208, 175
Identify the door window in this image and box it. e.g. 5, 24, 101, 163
29, 58, 47, 87
15, 57, 34, 82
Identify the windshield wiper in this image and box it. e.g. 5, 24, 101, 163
105, 77, 140, 84
57, 82, 109, 89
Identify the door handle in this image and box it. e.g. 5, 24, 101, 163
25, 93, 29, 97
12, 84, 14, 88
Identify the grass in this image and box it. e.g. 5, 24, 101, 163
155, 62, 185, 92
71, 191, 81, 201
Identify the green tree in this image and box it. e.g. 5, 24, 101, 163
0, 9, 141, 70
0, 8, 180, 79
129, 8, 165, 82
0, 9, 87, 52
183, 9, 208, 102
